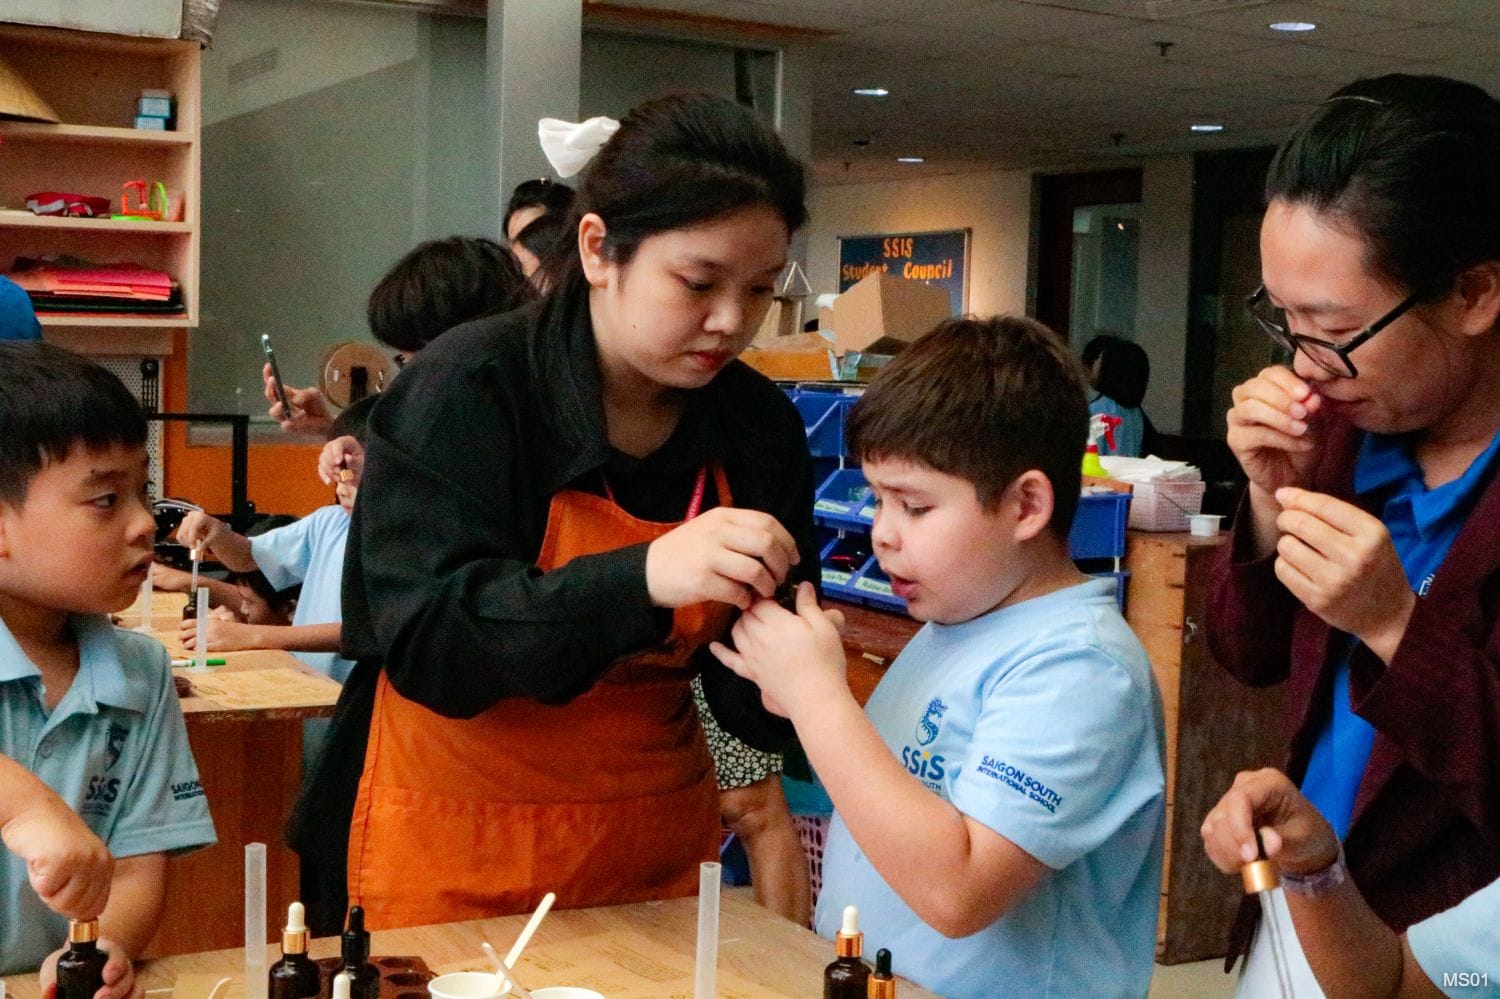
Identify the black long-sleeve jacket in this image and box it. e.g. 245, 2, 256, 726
288, 290, 818, 886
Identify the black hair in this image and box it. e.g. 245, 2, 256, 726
329, 394, 377, 445
1080, 333, 1125, 372
504, 178, 575, 233
513, 211, 570, 261
1093, 338, 1150, 409
229, 514, 301, 615
0, 342, 147, 505
366, 236, 533, 353
1266, 74, 1500, 297
543, 93, 807, 293
846, 315, 1089, 536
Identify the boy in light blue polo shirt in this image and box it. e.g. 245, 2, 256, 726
0, 343, 216, 984
714, 317, 1165, 999
174, 396, 375, 687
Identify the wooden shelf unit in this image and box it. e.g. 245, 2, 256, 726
0, 21, 201, 345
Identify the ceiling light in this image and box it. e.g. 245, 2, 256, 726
1191, 123, 1225, 133
1269, 20, 1317, 32
852, 87, 890, 97
897, 156, 924, 164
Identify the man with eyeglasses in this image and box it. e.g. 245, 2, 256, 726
1207, 74, 1500, 999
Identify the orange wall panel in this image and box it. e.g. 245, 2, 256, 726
161, 332, 332, 518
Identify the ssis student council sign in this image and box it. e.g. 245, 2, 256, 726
837, 228, 970, 315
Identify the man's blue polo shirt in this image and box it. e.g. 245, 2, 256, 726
1301, 428, 1500, 838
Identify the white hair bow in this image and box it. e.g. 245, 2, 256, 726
537, 116, 621, 178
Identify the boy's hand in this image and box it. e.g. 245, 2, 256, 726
710, 582, 847, 720
174, 511, 226, 552
180, 618, 259, 653
1201, 768, 1341, 878
318, 436, 365, 486
1, 793, 113, 920
149, 562, 193, 594
263, 363, 333, 436
39, 939, 141, 999
646, 507, 799, 610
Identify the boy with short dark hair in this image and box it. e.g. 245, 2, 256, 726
0, 342, 216, 984
713, 316, 1165, 999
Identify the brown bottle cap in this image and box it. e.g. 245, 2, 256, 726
69, 919, 100, 943
1242, 859, 1279, 894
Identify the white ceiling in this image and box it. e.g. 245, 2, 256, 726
598, 0, 1500, 182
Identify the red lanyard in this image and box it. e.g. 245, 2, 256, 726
602, 465, 709, 521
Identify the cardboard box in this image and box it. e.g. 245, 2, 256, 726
828, 271, 952, 355
752, 296, 806, 347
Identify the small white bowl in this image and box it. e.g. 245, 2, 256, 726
1188, 513, 1223, 537
427, 973, 506, 999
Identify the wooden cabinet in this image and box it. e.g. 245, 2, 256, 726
1125, 530, 1288, 964
0, 21, 199, 358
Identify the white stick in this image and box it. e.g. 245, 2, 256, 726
193, 587, 210, 671
244, 843, 268, 999
481, 942, 535, 999
695, 861, 720, 999
503, 892, 555, 969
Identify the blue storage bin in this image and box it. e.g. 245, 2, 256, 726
1089, 569, 1130, 613
791, 391, 846, 458
1069, 492, 1132, 562
820, 536, 871, 602
852, 557, 907, 613
813, 468, 876, 531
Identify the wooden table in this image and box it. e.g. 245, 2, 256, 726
4, 889, 938, 999
127, 591, 342, 957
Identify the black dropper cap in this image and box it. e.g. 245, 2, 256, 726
875, 949, 892, 977
342, 906, 369, 963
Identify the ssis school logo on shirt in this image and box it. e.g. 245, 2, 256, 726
82, 722, 131, 817
901, 698, 949, 790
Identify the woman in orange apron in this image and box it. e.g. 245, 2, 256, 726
288, 93, 818, 931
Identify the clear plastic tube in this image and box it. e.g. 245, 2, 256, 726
193, 587, 210, 671
695, 862, 720, 999
134, 574, 153, 633
1260, 890, 1294, 999
244, 843, 267, 999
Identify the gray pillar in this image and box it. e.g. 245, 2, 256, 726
488, 0, 581, 230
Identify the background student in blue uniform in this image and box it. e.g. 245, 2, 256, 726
0, 343, 216, 986
175, 396, 375, 685
715, 316, 1165, 999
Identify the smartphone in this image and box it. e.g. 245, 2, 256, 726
261, 334, 291, 416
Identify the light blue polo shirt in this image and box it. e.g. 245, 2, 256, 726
814, 578, 1165, 999
1408, 876, 1500, 996
250, 504, 353, 684
1301, 427, 1500, 839
1, 614, 216, 974
1090, 395, 1146, 458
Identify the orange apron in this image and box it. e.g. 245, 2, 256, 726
347, 465, 733, 929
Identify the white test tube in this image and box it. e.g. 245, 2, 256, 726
244, 843, 268, 999
133, 573, 153, 633
694, 861, 720, 999
193, 586, 210, 671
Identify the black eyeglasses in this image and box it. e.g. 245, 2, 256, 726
1245, 285, 1419, 378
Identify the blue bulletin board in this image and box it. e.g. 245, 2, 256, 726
837, 228, 970, 315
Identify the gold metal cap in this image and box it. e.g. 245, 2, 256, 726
835, 930, 863, 959
1242, 859, 1279, 894
868, 976, 896, 999
68, 919, 99, 943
